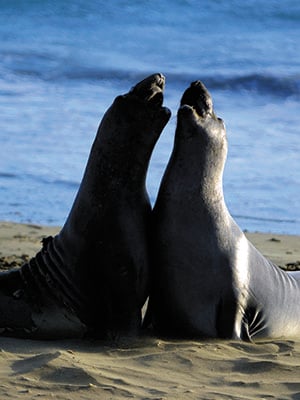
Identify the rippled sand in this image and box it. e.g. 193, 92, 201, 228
0, 222, 299, 399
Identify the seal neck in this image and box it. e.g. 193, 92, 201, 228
84, 133, 153, 193
83, 97, 168, 192
164, 134, 227, 207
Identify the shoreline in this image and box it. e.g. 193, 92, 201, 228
0, 221, 299, 271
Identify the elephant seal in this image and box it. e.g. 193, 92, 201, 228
148, 80, 300, 341
0, 73, 171, 339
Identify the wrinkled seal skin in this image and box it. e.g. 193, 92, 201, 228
148, 80, 300, 341
0, 73, 171, 340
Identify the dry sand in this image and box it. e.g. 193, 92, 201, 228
0, 221, 299, 400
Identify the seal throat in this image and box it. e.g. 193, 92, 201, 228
19, 236, 87, 317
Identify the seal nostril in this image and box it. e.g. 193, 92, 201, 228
155, 73, 165, 90
129, 73, 165, 107
191, 80, 204, 88
180, 80, 213, 117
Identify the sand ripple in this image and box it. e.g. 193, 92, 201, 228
0, 337, 299, 399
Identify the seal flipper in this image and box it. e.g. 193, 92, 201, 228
0, 74, 170, 340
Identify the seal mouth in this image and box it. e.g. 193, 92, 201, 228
180, 80, 213, 118
130, 73, 165, 108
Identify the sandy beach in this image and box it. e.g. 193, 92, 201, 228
0, 221, 299, 399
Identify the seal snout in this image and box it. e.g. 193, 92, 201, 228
130, 73, 165, 108
155, 73, 165, 90
180, 80, 213, 118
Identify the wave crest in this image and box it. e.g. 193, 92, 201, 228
3, 57, 300, 98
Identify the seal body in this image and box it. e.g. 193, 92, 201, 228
0, 74, 171, 339
149, 81, 300, 341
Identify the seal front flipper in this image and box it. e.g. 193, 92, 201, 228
0, 74, 171, 340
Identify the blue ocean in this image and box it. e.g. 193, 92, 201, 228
0, 1, 299, 234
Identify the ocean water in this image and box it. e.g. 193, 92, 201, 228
0, 1, 299, 234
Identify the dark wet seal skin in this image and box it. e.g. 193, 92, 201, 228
0, 73, 171, 340
147, 80, 300, 342
130, 73, 165, 107
180, 80, 214, 118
